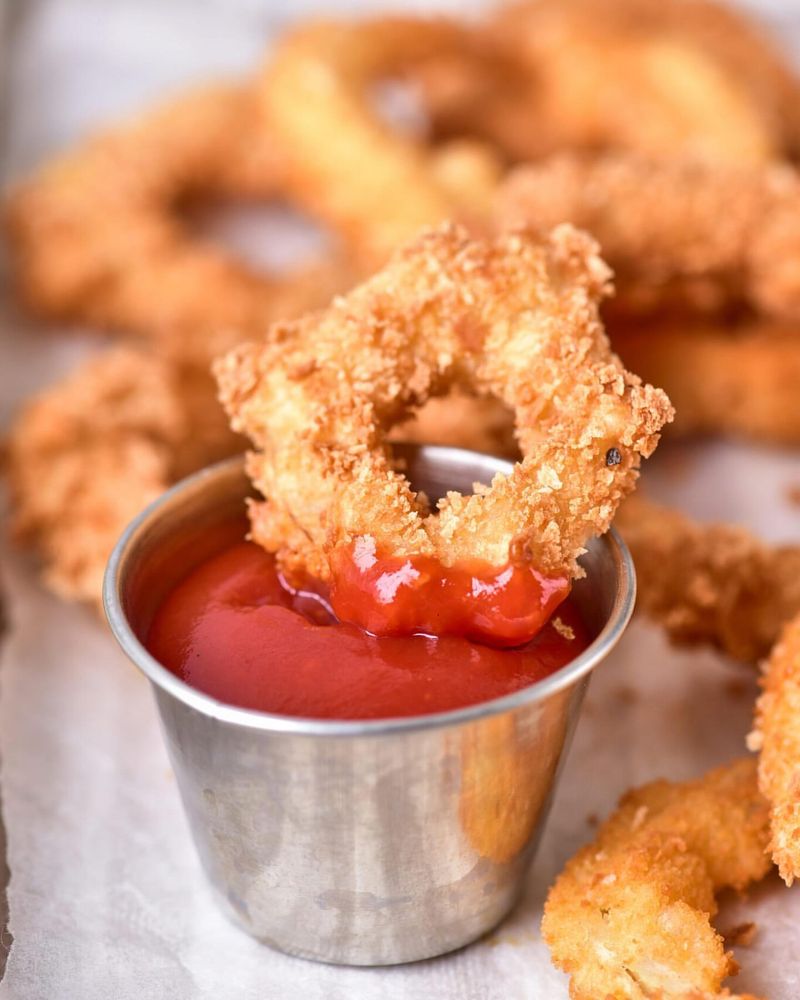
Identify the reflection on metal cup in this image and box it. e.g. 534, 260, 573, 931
104, 446, 635, 966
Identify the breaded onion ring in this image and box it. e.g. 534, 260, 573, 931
216, 223, 672, 644
617, 495, 800, 663
748, 612, 800, 885
5, 84, 348, 362
7, 348, 241, 605
496, 154, 800, 321
542, 756, 771, 1000
613, 322, 800, 445
260, 17, 504, 266
424, 0, 800, 165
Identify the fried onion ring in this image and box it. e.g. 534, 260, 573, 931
542, 756, 771, 1000
423, 0, 800, 165
5, 83, 348, 363
259, 17, 504, 266
748, 611, 800, 885
7, 348, 241, 606
613, 321, 800, 445
216, 223, 672, 645
495, 154, 800, 321
617, 495, 800, 663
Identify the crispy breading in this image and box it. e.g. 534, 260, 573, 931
216, 222, 672, 583
496, 154, 800, 320
7, 348, 241, 605
5, 83, 347, 362
616, 495, 800, 662
613, 321, 800, 444
542, 757, 771, 1000
748, 612, 800, 885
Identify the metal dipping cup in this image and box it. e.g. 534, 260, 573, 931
104, 446, 635, 966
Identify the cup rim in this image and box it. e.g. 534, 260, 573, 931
104, 451, 636, 737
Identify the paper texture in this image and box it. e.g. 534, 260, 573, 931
1, 2, 799, 997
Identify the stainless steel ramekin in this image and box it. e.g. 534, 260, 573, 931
104, 446, 635, 966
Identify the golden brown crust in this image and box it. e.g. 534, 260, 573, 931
542, 757, 771, 1000
5, 83, 348, 363
612, 321, 800, 444
748, 612, 800, 885
496, 154, 800, 321
6, 348, 242, 605
216, 223, 672, 582
616, 495, 800, 662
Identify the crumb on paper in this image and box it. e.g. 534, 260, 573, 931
586, 812, 599, 828
724, 677, 751, 700
552, 616, 575, 640
785, 484, 800, 507
721, 921, 758, 948
615, 685, 638, 705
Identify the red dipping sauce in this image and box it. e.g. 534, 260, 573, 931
329, 538, 571, 648
146, 541, 590, 721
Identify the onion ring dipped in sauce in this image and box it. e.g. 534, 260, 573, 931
216, 223, 673, 647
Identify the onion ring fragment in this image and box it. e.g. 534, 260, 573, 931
748, 612, 800, 885
542, 756, 771, 1000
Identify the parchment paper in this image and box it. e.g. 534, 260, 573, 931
1, 2, 799, 997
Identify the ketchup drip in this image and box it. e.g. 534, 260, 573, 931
329, 537, 570, 648
146, 540, 589, 721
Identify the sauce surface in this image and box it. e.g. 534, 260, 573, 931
147, 541, 591, 721
330, 538, 571, 648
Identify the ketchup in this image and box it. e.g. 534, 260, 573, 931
329, 537, 570, 648
147, 541, 590, 721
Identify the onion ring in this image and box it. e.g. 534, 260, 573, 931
7, 348, 242, 605
5, 83, 349, 363
259, 17, 505, 266
495, 153, 800, 321
617, 495, 800, 663
216, 223, 672, 646
542, 756, 771, 1000
748, 612, 800, 886
423, 0, 800, 165
613, 321, 800, 445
